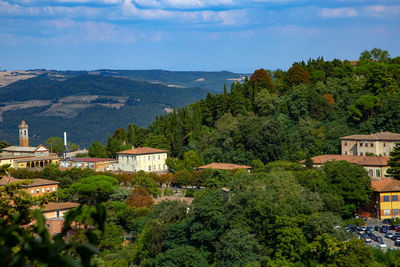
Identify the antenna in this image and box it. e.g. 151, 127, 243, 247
63, 131, 70, 159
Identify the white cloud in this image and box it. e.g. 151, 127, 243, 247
133, 0, 234, 9
318, 7, 358, 18
363, 5, 400, 17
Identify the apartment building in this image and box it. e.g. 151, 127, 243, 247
341, 132, 400, 156
117, 147, 168, 173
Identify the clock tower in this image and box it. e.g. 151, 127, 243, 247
19, 120, 29, 147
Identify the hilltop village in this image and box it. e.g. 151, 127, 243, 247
2, 53, 400, 266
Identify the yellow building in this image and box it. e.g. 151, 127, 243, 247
371, 179, 400, 219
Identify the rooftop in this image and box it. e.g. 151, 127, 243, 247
13, 156, 59, 163
197, 162, 252, 170
372, 179, 400, 192
61, 157, 117, 163
310, 155, 389, 167
0, 177, 59, 187
340, 132, 400, 141
1, 144, 49, 153
117, 147, 168, 155
42, 202, 80, 212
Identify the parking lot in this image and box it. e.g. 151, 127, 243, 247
362, 218, 400, 250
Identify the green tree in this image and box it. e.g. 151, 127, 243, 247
286, 65, 311, 86
70, 175, 119, 204
387, 143, 400, 180
45, 136, 80, 153
41, 163, 62, 180
322, 161, 372, 218
88, 141, 108, 158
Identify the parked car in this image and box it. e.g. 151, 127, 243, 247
385, 232, 394, 239
359, 226, 367, 231
383, 219, 390, 224
395, 240, 400, 247
380, 227, 388, 234
375, 236, 383, 243
366, 226, 374, 232
369, 233, 376, 240
391, 235, 400, 241
377, 241, 387, 248
374, 225, 380, 231
364, 235, 372, 243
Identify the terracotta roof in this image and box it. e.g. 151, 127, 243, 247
349, 61, 358, 67
117, 147, 168, 155
311, 155, 389, 166
197, 162, 252, 170
340, 132, 400, 141
0, 177, 59, 187
372, 179, 400, 192
63, 158, 117, 162
13, 156, 59, 162
42, 202, 80, 212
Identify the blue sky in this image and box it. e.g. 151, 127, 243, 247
0, 0, 399, 73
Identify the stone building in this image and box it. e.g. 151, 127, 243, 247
341, 132, 400, 156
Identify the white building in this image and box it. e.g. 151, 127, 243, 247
117, 147, 168, 173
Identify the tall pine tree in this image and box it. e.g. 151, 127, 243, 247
387, 143, 400, 180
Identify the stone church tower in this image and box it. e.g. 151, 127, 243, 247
19, 120, 29, 147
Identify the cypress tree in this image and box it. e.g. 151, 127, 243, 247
387, 143, 400, 180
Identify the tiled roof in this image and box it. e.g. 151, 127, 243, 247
372, 179, 400, 192
13, 156, 59, 163
311, 155, 389, 167
0, 177, 59, 187
117, 147, 168, 155
340, 132, 400, 141
197, 162, 252, 170
63, 158, 117, 163
2, 146, 37, 152
43, 202, 80, 212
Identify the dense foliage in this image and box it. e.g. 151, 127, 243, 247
92, 49, 400, 166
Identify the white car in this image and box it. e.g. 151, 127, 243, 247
377, 242, 387, 248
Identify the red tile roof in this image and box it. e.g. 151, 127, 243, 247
42, 202, 80, 212
117, 147, 168, 155
340, 132, 400, 141
0, 177, 59, 187
311, 155, 389, 167
197, 162, 252, 170
372, 179, 400, 192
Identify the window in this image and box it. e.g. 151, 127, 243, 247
158, 155, 160, 160
344, 142, 347, 146
384, 196, 390, 202
56, 211, 60, 218
371, 143, 374, 147
345, 151, 348, 155
365, 143, 368, 146
66, 163, 70, 167
392, 195, 398, 202
360, 152, 363, 156
376, 170, 381, 177
42, 188, 45, 193
61, 162, 65, 167
384, 143, 386, 147
52, 187, 55, 191
393, 209, 399, 216
37, 189, 39, 193
31, 189, 34, 194
360, 143, 363, 147
73, 163, 77, 167
47, 188, 50, 192
369, 170, 373, 177
84, 163, 88, 168
148, 165, 151, 171
148, 156, 150, 160
384, 209, 391, 216
77, 163, 82, 167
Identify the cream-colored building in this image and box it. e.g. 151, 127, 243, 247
310, 155, 389, 179
341, 132, 400, 157
117, 147, 168, 173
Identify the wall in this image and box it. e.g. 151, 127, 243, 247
378, 192, 400, 219
25, 184, 58, 197
118, 152, 168, 172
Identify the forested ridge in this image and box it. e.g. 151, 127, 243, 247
94, 48, 400, 166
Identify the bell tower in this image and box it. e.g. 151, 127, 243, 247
19, 120, 29, 147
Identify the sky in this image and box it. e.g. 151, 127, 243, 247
0, 0, 399, 73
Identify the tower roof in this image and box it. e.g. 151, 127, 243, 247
21, 120, 26, 126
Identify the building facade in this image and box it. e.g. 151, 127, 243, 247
117, 147, 168, 173
341, 132, 400, 157
0, 177, 59, 196
371, 179, 400, 219
310, 155, 389, 179
59, 158, 118, 172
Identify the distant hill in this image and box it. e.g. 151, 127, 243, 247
0, 73, 218, 147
